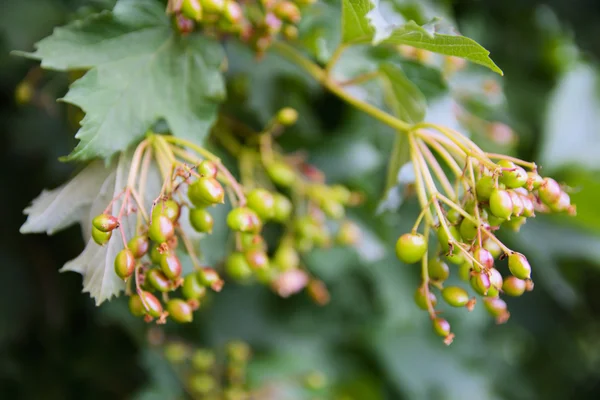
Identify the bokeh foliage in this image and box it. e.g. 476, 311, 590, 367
2, 0, 600, 398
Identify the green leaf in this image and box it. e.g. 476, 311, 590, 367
299, 2, 342, 63
379, 62, 427, 123
340, 0, 503, 75
17, 0, 225, 161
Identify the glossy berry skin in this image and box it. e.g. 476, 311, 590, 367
395, 233, 427, 264
153, 200, 180, 222
414, 286, 437, 310
428, 258, 450, 281
459, 218, 478, 241
274, 245, 300, 271
437, 225, 461, 254
272, 194, 293, 222
273, 1, 300, 23
486, 268, 504, 297
483, 238, 502, 259
538, 178, 562, 206
223, 0, 243, 24
227, 207, 262, 233
128, 235, 149, 258
446, 208, 461, 224
266, 161, 296, 187
181, 0, 202, 21
499, 161, 528, 189
502, 276, 527, 296
442, 286, 470, 307
551, 191, 572, 213
521, 196, 535, 217
245, 248, 269, 270
182, 274, 207, 300
140, 291, 163, 318
114, 249, 135, 279
470, 271, 491, 296
189, 208, 214, 233
508, 191, 524, 216
149, 244, 163, 264
160, 252, 182, 280
508, 253, 531, 279
200, 0, 224, 13
489, 189, 513, 219
92, 227, 112, 245
197, 160, 218, 178
197, 268, 223, 290
148, 214, 175, 243
167, 299, 193, 323
458, 262, 471, 282
146, 268, 172, 292
483, 297, 508, 317
92, 214, 119, 232
473, 248, 494, 270
246, 189, 275, 220
188, 177, 225, 207
432, 318, 451, 337
129, 294, 146, 317
476, 176, 495, 201
225, 252, 253, 280
277, 107, 298, 126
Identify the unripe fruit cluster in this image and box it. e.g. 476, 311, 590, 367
173, 0, 313, 54
395, 156, 574, 344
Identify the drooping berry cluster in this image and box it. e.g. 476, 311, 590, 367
169, 0, 312, 54
91, 109, 359, 323
393, 123, 575, 344
160, 339, 331, 398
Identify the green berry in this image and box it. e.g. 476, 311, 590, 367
182, 274, 207, 300
197, 268, 223, 290
181, 0, 202, 21
499, 160, 527, 188
521, 196, 535, 217
146, 268, 172, 292
395, 233, 427, 264
227, 340, 251, 362
240, 233, 266, 251
189, 373, 216, 394
503, 216, 527, 232
470, 271, 491, 295
223, 0, 243, 24
473, 247, 494, 270
225, 252, 253, 280
148, 214, 175, 243
92, 214, 119, 232
197, 160, 218, 178
437, 225, 461, 254
245, 248, 269, 270
160, 252, 182, 280
330, 185, 352, 204
273, 1, 301, 23
92, 226, 112, 245
550, 191, 572, 213
273, 245, 300, 271
227, 207, 262, 233
508, 191, 524, 216
129, 294, 146, 317
476, 176, 495, 201
447, 208, 462, 224
246, 189, 275, 220
486, 268, 503, 297
149, 243, 163, 264
200, 0, 224, 14
527, 172, 543, 189
502, 276, 527, 296
428, 258, 450, 281
266, 161, 296, 187
188, 177, 225, 207
164, 342, 188, 364
191, 349, 215, 370
114, 249, 135, 279
489, 189, 513, 219
414, 286, 437, 310
442, 286, 470, 307
167, 299, 193, 323
321, 198, 345, 219
140, 291, 163, 318
482, 238, 502, 259
459, 218, 478, 242
128, 235, 149, 258
458, 262, 472, 282
445, 251, 465, 266
295, 216, 319, 240
432, 317, 451, 337
483, 297, 508, 318
272, 194, 293, 222
153, 199, 181, 222
486, 212, 505, 228
276, 107, 298, 125
508, 252, 531, 279
189, 208, 214, 233
538, 177, 561, 205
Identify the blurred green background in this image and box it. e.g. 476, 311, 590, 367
2, 0, 600, 399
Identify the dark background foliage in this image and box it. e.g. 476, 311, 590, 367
2, 0, 600, 399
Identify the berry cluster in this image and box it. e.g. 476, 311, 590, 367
393, 123, 575, 344
169, 0, 312, 54
91, 109, 358, 323
161, 339, 331, 398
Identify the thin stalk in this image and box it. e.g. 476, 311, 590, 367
417, 139, 456, 200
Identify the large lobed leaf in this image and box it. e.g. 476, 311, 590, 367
341, 0, 502, 75
17, 0, 225, 162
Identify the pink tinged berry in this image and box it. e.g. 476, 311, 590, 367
160, 252, 183, 280
432, 317, 451, 337
473, 247, 494, 270
486, 268, 504, 297
114, 249, 135, 280
499, 160, 528, 189
489, 189, 513, 219
521, 196, 535, 217
395, 233, 427, 264
538, 178, 562, 206
139, 291, 163, 318
92, 214, 119, 232
198, 268, 224, 292
146, 268, 173, 292
188, 177, 225, 207
167, 299, 193, 323
442, 286, 470, 307
502, 276, 527, 297
414, 286, 437, 310
551, 191, 574, 213
128, 235, 150, 258
428, 258, 450, 281
470, 271, 491, 296
483, 297, 508, 318
227, 207, 262, 233
244, 248, 270, 270
508, 191, 524, 217
148, 214, 175, 243
197, 160, 218, 178
508, 252, 531, 279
